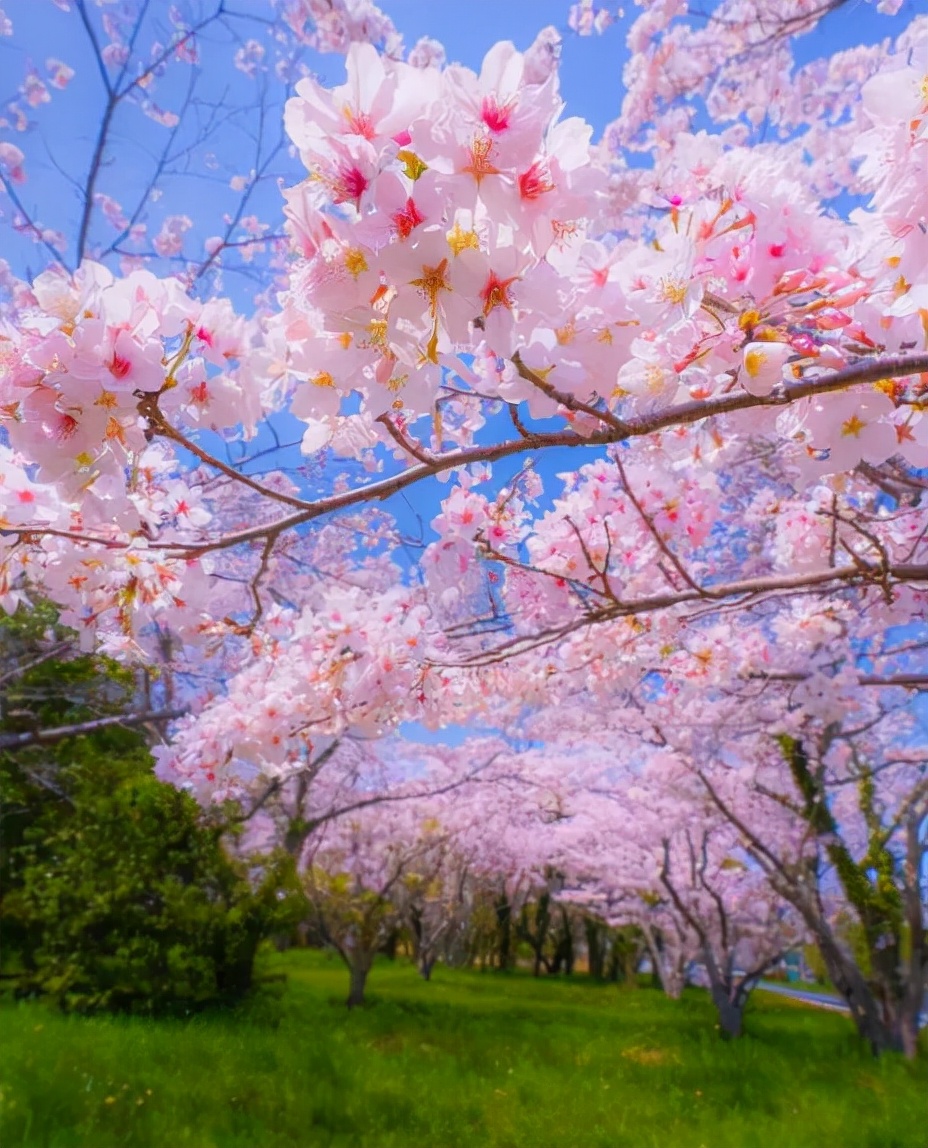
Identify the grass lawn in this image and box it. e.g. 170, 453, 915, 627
1, 949, 925, 1148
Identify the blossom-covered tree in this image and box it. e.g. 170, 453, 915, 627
520, 653, 926, 1054
685, 710, 927, 1056
304, 804, 424, 1007
1, 0, 926, 1054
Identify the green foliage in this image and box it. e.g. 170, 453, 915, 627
307, 864, 397, 960
0, 950, 925, 1148
608, 925, 647, 985
516, 891, 553, 974
831, 911, 874, 979
582, 918, 646, 983
0, 604, 305, 1014
5, 775, 303, 1014
1, 603, 155, 964
803, 944, 829, 984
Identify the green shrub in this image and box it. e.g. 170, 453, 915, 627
0, 603, 304, 1014
5, 770, 304, 1014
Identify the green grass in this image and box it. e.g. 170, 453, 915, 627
1, 950, 926, 1148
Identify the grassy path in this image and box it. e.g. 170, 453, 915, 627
1, 950, 925, 1148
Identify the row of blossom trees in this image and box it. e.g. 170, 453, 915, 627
1, 0, 925, 1054
265, 740, 800, 1033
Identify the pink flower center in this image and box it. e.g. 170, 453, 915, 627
391, 197, 426, 240
518, 161, 554, 202
481, 271, 518, 316
343, 105, 376, 140
54, 414, 79, 442
481, 95, 514, 133
332, 164, 369, 205
107, 352, 132, 380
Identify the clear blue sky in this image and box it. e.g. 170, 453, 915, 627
2, 0, 918, 282
2, 0, 923, 745
373, 0, 920, 129
378, 0, 632, 133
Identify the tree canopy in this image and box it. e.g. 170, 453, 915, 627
0, 0, 925, 1053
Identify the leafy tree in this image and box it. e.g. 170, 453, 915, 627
1, 602, 156, 954
1, 607, 303, 1013
6, 771, 301, 1013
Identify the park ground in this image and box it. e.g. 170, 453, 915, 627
1, 950, 926, 1148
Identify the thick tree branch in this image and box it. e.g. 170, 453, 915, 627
0, 708, 186, 750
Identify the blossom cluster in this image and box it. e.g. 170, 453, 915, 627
280, 39, 928, 475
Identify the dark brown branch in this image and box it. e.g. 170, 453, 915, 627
375, 413, 435, 465
9, 354, 928, 572
228, 740, 341, 826
750, 671, 928, 691
454, 561, 928, 665
172, 352, 928, 558
140, 397, 317, 511
513, 351, 629, 434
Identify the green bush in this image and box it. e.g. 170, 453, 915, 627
0, 603, 304, 1014
5, 771, 303, 1014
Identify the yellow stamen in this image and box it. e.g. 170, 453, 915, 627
344, 248, 368, 278
461, 136, 499, 185
397, 150, 428, 181
447, 222, 480, 256
410, 258, 451, 318
841, 414, 867, 438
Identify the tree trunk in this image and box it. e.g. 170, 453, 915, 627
382, 928, 398, 961
622, 947, 639, 987
495, 894, 511, 970
771, 738, 926, 1059
641, 925, 685, 998
800, 907, 916, 1056
418, 955, 436, 981
409, 907, 423, 961
346, 962, 369, 1008
897, 1007, 921, 1061
559, 907, 574, 975
586, 918, 604, 980
661, 957, 686, 1000
710, 984, 744, 1039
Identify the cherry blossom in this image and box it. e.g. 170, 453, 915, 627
1, 0, 926, 1057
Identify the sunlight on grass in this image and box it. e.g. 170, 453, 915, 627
1, 950, 925, 1148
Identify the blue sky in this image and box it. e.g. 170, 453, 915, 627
2, 0, 918, 281
0, 0, 628, 282
373, 0, 922, 124
2, 0, 920, 564
2, 0, 924, 745
377, 0, 631, 132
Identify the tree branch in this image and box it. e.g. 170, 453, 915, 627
0, 708, 186, 750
